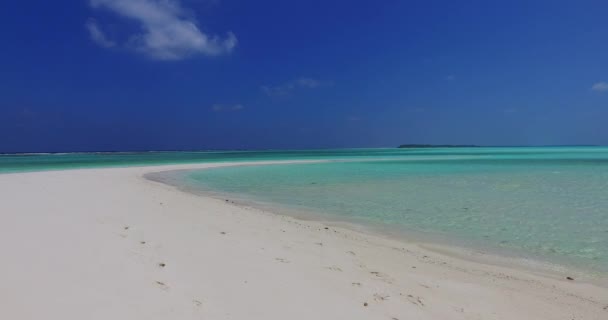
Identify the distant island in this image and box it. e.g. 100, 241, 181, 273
398, 144, 481, 148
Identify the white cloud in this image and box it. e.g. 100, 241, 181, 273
295, 77, 322, 88
261, 84, 292, 96
212, 104, 244, 112
262, 77, 328, 96
591, 82, 608, 92
86, 18, 116, 48
88, 0, 236, 60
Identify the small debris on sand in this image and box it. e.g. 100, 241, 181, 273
363, 302, 368, 307
566, 276, 574, 281
158, 263, 166, 268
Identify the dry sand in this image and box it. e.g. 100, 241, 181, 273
1, 162, 607, 319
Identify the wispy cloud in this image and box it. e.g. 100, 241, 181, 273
262, 77, 329, 96
88, 0, 236, 60
591, 81, 608, 92
212, 104, 244, 112
86, 18, 116, 48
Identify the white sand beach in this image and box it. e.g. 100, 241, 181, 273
1, 162, 607, 319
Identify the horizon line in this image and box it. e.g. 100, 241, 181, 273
0, 144, 605, 156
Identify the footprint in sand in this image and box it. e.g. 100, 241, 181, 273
155, 281, 169, 291
117, 226, 130, 238
452, 306, 465, 313
369, 271, 394, 283
275, 258, 290, 263
325, 266, 342, 272
373, 293, 390, 301
193, 300, 203, 307
402, 293, 424, 307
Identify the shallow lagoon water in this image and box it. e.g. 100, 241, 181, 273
4, 146, 608, 273
183, 148, 608, 273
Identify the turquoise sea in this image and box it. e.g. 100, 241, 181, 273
3, 147, 608, 273
181, 147, 608, 274
0, 148, 440, 173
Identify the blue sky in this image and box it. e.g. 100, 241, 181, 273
1, 0, 607, 152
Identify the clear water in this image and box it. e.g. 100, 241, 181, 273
3, 147, 608, 273
0, 149, 410, 173
3, 146, 607, 173
182, 147, 608, 273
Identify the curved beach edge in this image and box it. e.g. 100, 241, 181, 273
146, 162, 608, 285
1, 162, 607, 319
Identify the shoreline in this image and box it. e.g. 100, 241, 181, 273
147, 164, 608, 285
2, 162, 607, 319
